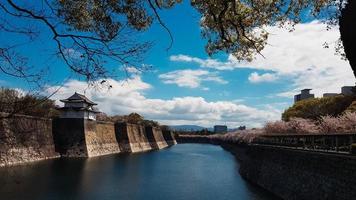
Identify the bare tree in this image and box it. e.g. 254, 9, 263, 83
0, 0, 181, 117
0, 0, 182, 82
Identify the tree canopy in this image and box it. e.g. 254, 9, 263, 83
0, 87, 59, 118
0, 0, 354, 85
191, 0, 355, 77
282, 95, 356, 121
97, 112, 160, 127
192, 0, 342, 60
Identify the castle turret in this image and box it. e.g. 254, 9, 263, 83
58, 92, 99, 120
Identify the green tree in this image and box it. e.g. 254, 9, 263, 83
282, 95, 356, 121
0, 87, 21, 114
160, 125, 171, 131
127, 112, 144, 124
345, 101, 356, 113
0, 87, 59, 118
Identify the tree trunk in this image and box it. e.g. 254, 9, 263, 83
339, 0, 356, 78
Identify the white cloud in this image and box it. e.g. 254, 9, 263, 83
248, 72, 278, 83
232, 99, 245, 103
158, 69, 227, 89
124, 66, 142, 75
46, 78, 281, 127
170, 21, 355, 97
170, 55, 236, 70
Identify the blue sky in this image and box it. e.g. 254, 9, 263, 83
1, 1, 355, 128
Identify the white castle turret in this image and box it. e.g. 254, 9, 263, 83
58, 92, 99, 120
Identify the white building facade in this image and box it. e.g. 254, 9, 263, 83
58, 93, 99, 120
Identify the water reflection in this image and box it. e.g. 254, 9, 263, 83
0, 144, 279, 200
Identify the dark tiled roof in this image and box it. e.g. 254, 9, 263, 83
57, 107, 100, 113
60, 92, 97, 105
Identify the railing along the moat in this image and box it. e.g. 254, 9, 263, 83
254, 133, 356, 154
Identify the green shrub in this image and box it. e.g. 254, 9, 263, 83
345, 101, 356, 113
282, 95, 356, 121
0, 87, 59, 118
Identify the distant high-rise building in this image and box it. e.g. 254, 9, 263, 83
294, 89, 315, 103
341, 86, 354, 95
214, 125, 227, 134
298, 86, 354, 101
323, 93, 338, 98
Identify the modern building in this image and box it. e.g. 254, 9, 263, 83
58, 92, 99, 120
341, 86, 354, 95
214, 125, 228, 134
323, 93, 338, 98
294, 89, 315, 103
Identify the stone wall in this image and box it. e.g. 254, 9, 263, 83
0, 114, 59, 166
177, 135, 356, 200
145, 126, 168, 149
1, 115, 177, 166
162, 130, 177, 146
115, 123, 152, 153
54, 120, 175, 156
53, 119, 122, 157
85, 121, 121, 157
222, 144, 356, 200
52, 118, 88, 157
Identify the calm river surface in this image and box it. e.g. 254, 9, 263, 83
0, 144, 278, 200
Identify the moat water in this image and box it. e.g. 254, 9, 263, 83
0, 144, 278, 200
